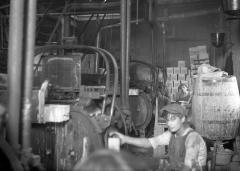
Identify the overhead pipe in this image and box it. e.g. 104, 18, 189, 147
7, 0, 25, 149
21, 0, 37, 150
68, 2, 120, 11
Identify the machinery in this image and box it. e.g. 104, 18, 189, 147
30, 45, 119, 170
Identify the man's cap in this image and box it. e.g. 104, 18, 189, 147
160, 103, 187, 117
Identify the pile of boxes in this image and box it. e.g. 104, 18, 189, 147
165, 60, 191, 101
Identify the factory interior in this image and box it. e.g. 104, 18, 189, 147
1, 0, 240, 170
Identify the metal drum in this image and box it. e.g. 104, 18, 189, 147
31, 111, 103, 170
192, 76, 240, 140
129, 93, 153, 129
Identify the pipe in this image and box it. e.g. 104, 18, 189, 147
22, 0, 37, 149
99, 48, 118, 121
95, 33, 100, 72
101, 19, 144, 30
7, 0, 24, 149
120, 0, 127, 109
157, 9, 219, 21
63, 15, 71, 38
69, 2, 120, 10
47, 4, 68, 44
125, 0, 131, 108
95, 19, 144, 72
156, 0, 213, 5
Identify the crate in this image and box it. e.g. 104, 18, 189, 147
166, 67, 174, 74
167, 73, 172, 80
173, 80, 181, 88
173, 67, 181, 74
171, 74, 178, 81
178, 74, 186, 81
178, 60, 185, 67
180, 67, 188, 74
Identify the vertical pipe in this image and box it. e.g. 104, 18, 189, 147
7, 0, 25, 149
161, 22, 166, 67
22, 0, 37, 149
63, 15, 71, 38
125, 0, 131, 108
120, 0, 127, 109
62, 15, 71, 45
95, 32, 100, 73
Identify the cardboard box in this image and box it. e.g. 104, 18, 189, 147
167, 73, 172, 80
167, 87, 172, 94
180, 67, 188, 74
178, 60, 185, 67
171, 73, 178, 80
180, 80, 188, 85
190, 55, 198, 64
173, 67, 181, 74
178, 74, 186, 81
166, 67, 174, 74
173, 80, 181, 88
172, 87, 178, 95
166, 80, 173, 87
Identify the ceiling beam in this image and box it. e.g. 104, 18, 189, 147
155, 0, 217, 5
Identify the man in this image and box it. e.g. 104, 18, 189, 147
176, 83, 191, 103
110, 103, 207, 171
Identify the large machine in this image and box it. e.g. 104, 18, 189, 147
30, 45, 119, 170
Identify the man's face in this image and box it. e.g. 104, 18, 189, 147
165, 113, 184, 133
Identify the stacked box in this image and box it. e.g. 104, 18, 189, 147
173, 80, 181, 88
164, 60, 193, 101
167, 87, 172, 95
166, 67, 174, 74
167, 73, 172, 80
171, 74, 178, 80
172, 87, 178, 96
178, 60, 185, 67
180, 67, 188, 74
166, 80, 173, 88
180, 80, 188, 85
178, 74, 185, 81
173, 67, 180, 74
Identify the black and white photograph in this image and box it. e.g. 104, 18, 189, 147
0, 0, 240, 170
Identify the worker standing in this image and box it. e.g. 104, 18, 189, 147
110, 103, 207, 171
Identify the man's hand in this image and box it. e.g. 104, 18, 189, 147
109, 131, 152, 148
109, 131, 126, 145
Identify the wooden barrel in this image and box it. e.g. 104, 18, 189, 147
192, 76, 240, 140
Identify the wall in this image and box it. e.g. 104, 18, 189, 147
79, 5, 240, 80
230, 20, 240, 87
